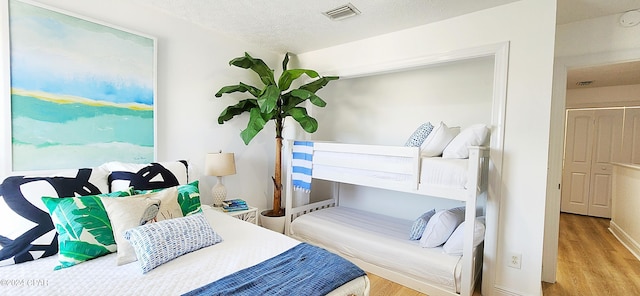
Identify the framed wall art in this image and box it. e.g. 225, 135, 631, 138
5, 0, 156, 172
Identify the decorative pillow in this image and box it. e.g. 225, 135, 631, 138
420, 122, 461, 157
134, 181, 202, 216
124, 213, 222, 273
0, 167, 110, 266
409, 209, 435, 240
419, 207, 465, 248
404, 123, 434, 147
102, 160, 189, 192
101, 187, 183, 265
443, 217, 486, 255
442, 124, 490, 159
41, 189, 133, 270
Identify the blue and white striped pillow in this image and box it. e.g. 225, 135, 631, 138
124, 214, 222, 273
409, 209, 436, 240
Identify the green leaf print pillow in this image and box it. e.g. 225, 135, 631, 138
134, 180, 202, 216
41, 189, 132, 270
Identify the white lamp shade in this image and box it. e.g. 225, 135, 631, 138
205, 153, 236, 176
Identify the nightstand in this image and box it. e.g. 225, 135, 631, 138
213, 206, 258, 225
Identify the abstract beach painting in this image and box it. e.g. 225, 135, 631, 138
8, 0, 156, 171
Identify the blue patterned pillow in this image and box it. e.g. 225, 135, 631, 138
124, 214, 222, 273
409, 209, 435, 240
404, 123, 434, 147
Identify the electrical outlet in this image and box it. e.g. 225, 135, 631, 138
508, 253, 522, 269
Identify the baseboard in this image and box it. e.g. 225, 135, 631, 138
609, 221, 640, 261
493, 285, 524, 296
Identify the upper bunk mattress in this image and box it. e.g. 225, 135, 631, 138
420, 157, 469, 189
290, 206, 462, 293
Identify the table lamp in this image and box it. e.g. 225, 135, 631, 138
205, 152, 236, 207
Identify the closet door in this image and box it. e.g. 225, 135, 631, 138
561, 109, 623, 218
622, 107, 640, 165
587, 109, 623, 218
561, 110, 594, 215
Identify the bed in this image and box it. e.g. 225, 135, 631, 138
0, 205, 370, 295
284, 127, 490, 296
0, 162, 370, 296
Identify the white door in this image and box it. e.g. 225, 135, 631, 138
561, 109, 623, 218
587, 109, 623, 218
561, 110, 594, 215
623, 107, 640, 165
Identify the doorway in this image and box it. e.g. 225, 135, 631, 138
543, 57, 640, 283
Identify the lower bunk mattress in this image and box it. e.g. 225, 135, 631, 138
290, 206, 463, 293
0, 206, 369, 296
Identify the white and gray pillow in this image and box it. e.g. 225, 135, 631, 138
124, 214, 222, 273
419, 206, 465, 248
404, 123, 434, 147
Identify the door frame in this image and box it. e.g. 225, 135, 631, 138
543, 48, 640, 282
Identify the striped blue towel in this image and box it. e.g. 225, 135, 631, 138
292, 141, 313, 192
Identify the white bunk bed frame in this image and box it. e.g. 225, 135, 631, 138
284, 140, 490, 296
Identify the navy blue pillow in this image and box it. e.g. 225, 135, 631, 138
0, 168, 108, 266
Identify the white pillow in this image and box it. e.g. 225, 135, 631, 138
420, 122, 460, 157
442, 124, 490, 159
408, 209, 436, 240
443, 216, 486, 255
419, 207, 465, 248
101, 187, 183, 265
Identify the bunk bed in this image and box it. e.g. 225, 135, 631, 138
284, 140, 490, 296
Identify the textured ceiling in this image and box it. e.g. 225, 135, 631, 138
135, 0, 520, 53
134, 0, 639, 54
135, 0, 640, 88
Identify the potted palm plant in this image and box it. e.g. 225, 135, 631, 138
215, 52, 338, 232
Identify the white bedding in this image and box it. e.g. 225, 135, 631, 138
419, 157, 469, 189
0, 206, 369, 296
290, 206, 462, 293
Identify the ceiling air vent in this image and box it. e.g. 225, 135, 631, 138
323, 3, 361, 21
576, 80, 594, 87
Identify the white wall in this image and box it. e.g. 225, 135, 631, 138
310, 56, 494, 219
544, 12, 640, 283
298, 1, 557, 295
565, 84, 640, 108
0, 0, 284, 211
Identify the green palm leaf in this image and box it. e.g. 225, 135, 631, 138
44, 198, 84, 240
177, 180, 202, 216
73, 196, 116, 247
55, 241, 110, 270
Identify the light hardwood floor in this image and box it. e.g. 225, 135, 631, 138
366, 273, 481, 296
367, 213, 640, 295
542, 213, 640, 295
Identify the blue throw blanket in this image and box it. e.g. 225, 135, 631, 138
292, 141, 314, 192
182, 243, 366, 296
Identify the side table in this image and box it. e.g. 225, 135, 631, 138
213, 206, 258, 225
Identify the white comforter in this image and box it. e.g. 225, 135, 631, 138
0, 206, 369, 296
